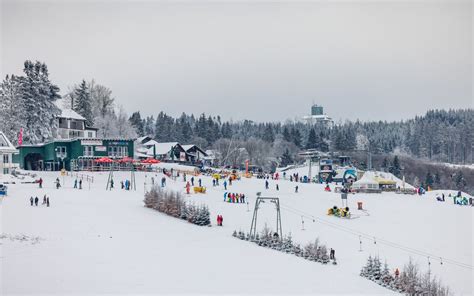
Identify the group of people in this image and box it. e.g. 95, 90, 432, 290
73, 179, 83, 189
30, 195, 50, 207
120, 180, 133, 190
224, 192, 246, 203
216, 215, 224, 226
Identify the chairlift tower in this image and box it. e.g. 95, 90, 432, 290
298, 149, 323, 182
249, 194, 283, 239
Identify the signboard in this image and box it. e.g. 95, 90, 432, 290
108, 141, 128, 146
179, 152, 186, 162
95, 146, 106, 152
81, 139, 103, 146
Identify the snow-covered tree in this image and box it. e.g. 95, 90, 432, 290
72, 79, 93, 126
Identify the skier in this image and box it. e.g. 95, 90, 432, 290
212, 179, 216, 187
121, 181, 124, 189
219, 215, 223, 226
34, 196, 39, 206
38, 178, 43, 188
198, 178, 202, 187
79, 179, 82, 189
283, 172, 286, 179
276, 184, 279, 191
74, 179, 78, 189
183, 173, 187, 182
223, 192, 227, 201
265, 180, 269, 189
217, 215, 221, 226
30, 196, 34, 206
110, 179, 114, 189
241, 194, 245, 203
223, 180, 227, 190
330, 248, 335, 260
191, 177, 194, 186
55, 178, 60, 189
42, 195, 47, 205
161, 177, 166, 187
229, 176, 232, 186
295, 185, 299, 193
186, 181, 191, 194
46, 196, 50, 207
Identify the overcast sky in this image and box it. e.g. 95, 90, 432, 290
1, 0, 472, 122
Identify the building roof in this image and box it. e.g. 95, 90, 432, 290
0, 132, 17, 153
146, 142, 180, 156
55, 102, 86, 121
182, 144, 208, 156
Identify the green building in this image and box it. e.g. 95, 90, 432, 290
17, 138, 134, 171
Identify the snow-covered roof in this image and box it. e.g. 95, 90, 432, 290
55, 101, 86, 121
142, 139, 160, 147
0, 132, 17, 153
146, 142, 180, 156
353, 171, 414, 189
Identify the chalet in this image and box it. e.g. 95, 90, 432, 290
0, 132, 17, 175
56, 102, 98, 140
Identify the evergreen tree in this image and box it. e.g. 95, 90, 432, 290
390, 156, 401, 178
425, 172, 434, 188
453, 171, 466, 190
262, 124, 275, 143
280, 148, 293, 167
283, 126, 292, 142
129, 111, 144, 136
306, 128, 318, 149
73, 79, 94, 126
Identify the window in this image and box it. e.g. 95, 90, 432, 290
108, 146, 128, 157
87, 132, 94, 138
83, 146, 94, 157
3, 154, 10, 164
56, 146, 67, 159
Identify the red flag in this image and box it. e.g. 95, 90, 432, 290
18, 128, 23, 146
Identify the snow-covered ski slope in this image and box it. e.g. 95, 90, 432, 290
1, 170, 472, 295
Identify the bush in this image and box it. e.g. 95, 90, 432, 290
144, 186, 210, 226
360, 256, 452, 295
235, 226, 333, 266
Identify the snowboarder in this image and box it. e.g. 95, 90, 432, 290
34, 196, 39, 206
38, 178, 43, 188
74, 179, 78, 189
30, 196, 34, 206
295, 185, 299, 193
79, 179, 82, 189
46, 197, 50, 207
223, 180, 227, 190
191, 177, 194, 186
265, 180, 269, 189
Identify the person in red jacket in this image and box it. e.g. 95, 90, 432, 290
185, 181, 191, 194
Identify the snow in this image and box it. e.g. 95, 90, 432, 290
0, 131, 16, 153
1, 168, 472, 295
54, 101, 86, 121
145, 142, 179, 156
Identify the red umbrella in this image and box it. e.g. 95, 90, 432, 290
141, 158, 160, 164
117, 157, 134, 163
95, 157, 113, 163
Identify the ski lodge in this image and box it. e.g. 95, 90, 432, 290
0, 131, 17, 175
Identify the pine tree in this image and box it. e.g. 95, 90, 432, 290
283, 126, 292, 142
73, 79, 94, 126
129, 111, 144, 136
391, 156, 401, 177
280, 148, 293, 167
306, 128, 318, 149
425, 172, 434, 188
